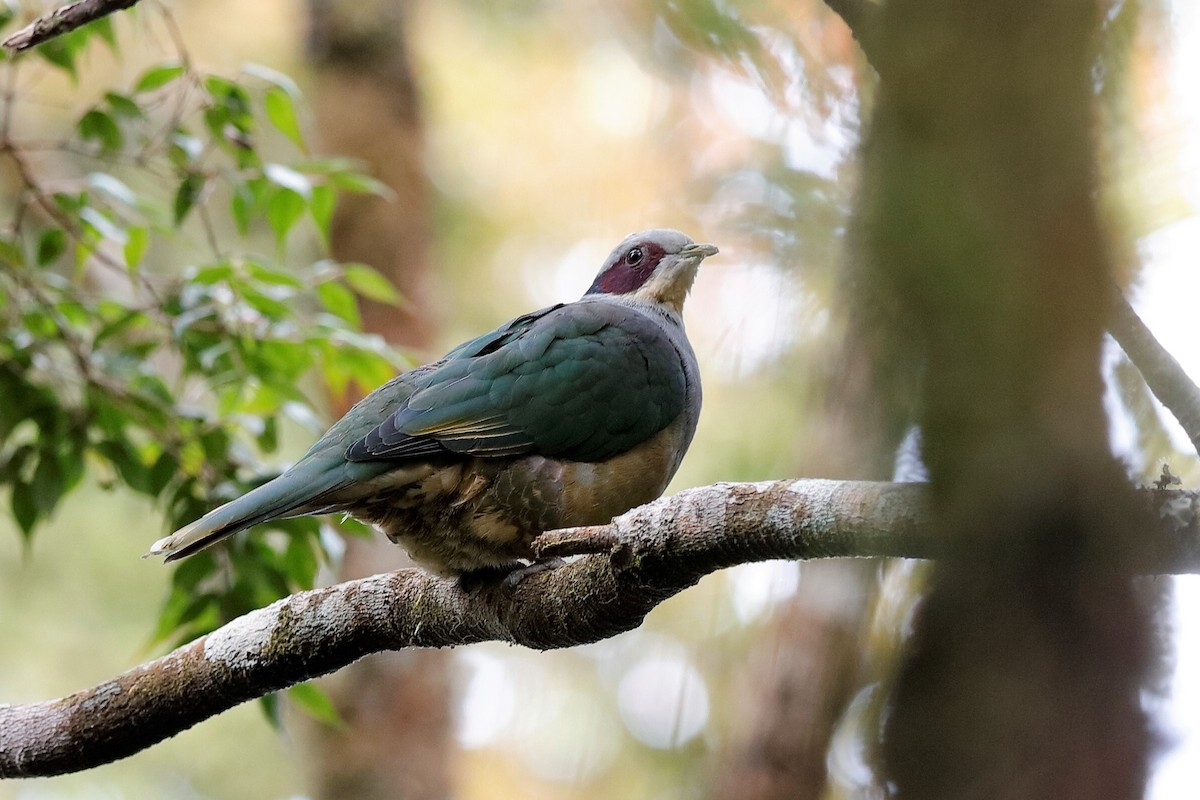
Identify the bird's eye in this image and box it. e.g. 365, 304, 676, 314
627, 247, 644, 265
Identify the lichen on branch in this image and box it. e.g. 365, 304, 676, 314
2, 479, 1197, 778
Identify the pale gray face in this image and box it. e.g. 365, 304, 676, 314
585, 229, 718, 297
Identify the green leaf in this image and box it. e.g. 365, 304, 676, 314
247, 261, 303, 289
190, 263, 234, 285
31, 450, 65, 515
204, 77, 253, 139
124, 226, 149, 271
264, 87, 306, 152
52, 191, 86, 216
294, 156, 368, 175
35, 37, 79, 79
56, 300, 90, 327
242, 63, 303, 99
316, 281, 360, 326
0, 444, 34, 486
92, 306, 145, 347
344, 263, 401, 306
92, 15, 117, 52
240, 286, 292, 320
11, 481, 38, 538
230, 181, 257, 235
329, 170, 394, 198
152, 584, 203, 642
104, 92, 143, 119
282, 527, 319, 585
135, 62, 185, 93
256, 415, 279, 453
80, 207, 128, 245
174, 173, 207, 225
260, 693, 282, 729
95, 439, 150, 494
0, 235, 25, 267
78, 109, 123, 152
309, 184, 335, 242
36, 229, 66, 266
148, 451, 179, 495
169, 131, 204, 168
266, 187, 306, 248
286, 682, 345, 729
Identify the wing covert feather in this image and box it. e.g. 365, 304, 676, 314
345, 302, 687, 464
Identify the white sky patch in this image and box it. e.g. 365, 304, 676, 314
454, 649, 517, 749
458, 648, 621, 779
706, 68, 781, 142
1130, 219, 1200, 456
704, 64, 853, 179
1151, 577, 1200, 800
1146, 1, 1200, 796
727, 560, 801, 624
689, 260, 808, 378
576, 43, 663, 138
514, 682, 621, 782
617, 649, 710, 749
524, 237, 604, 307
1166, 1, 1200, 212
1102, 336, 1143, 473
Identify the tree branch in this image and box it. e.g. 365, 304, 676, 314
2, 478, 1198, 778
2, 0, 141, 53
1108, 287, 1200, 458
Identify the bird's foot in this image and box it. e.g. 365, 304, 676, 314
456, 558, 566, 592
501, 557, 566, 588
532, 525, 619, 559
456, 562, 521, 593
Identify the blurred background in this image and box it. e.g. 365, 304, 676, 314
1, 0, 1198, 797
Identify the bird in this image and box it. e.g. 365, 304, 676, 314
148, 229, 718, 578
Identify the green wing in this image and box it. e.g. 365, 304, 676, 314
345, 301, 687, 464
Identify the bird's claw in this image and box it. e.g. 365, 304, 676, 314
501, 557, 566, 588
455, 558, 566, 593
532, 525, 619, 559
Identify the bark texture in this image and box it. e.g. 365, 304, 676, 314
2, 480, 1198, 779
2, 0, 140, 52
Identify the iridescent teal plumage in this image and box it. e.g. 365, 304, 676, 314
347, 301, 687, 463
149, 230, 717, 576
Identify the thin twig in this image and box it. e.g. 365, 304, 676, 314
2, 0, 142, 53
1109, 286, 1200, 457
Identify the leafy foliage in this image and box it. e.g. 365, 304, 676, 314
0, 12, 405, 649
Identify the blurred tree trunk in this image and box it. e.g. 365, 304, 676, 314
306, 0, 437, 354
708, 391, 885, 799
299, 2, 451, 799
710, 562, 871, 800
854, 1, 1157, 798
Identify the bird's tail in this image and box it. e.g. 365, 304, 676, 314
146, 461, 350, 562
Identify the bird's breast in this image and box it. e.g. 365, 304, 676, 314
555, 414, 691, 526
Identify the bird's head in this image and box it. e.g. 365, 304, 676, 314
585, 229, 719, 312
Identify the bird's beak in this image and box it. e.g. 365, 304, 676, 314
680, 243, 719, 260
640, 241, 718, 309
